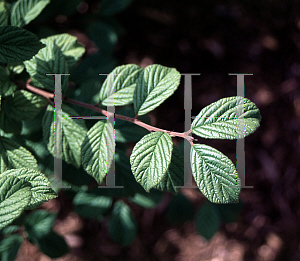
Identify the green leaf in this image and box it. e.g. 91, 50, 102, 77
2, 90, 47, 121
0, 2, 10, 26
24, 210, 56, 239
195, 202, 221, 240
73, 192, 112, 221
108, 201, 137, 247
42, 33, 85, 69
0, 136, 38, 173
24, 38, 69, 91
153, 145, 184, 193
190, 144, 241, 204
99, 64, 143, 106
42, 104, 87, 168
130, 131, 173, 192
0, 234, 23, 261
115, 106, 150, 143
191, 96, 262, 139
34, 231, 69, 258
129, 189, 163, 208
166, 193, 194, 225
81, 120, 114, 184
0, 175, 32, 229
0, 65, 17, 96
134, 64, 181, 116
0, 168, 58, 210
10, 0, 50, 27
99, 0, 133, 16
0, 25, 45, 63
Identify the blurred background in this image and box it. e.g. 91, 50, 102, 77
14, 0, 300, 260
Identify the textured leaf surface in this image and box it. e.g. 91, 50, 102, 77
10, 0, 50, 27
42, 104, 87, 168
2, 90, 47, 121
130, 131, 173, 192
195, 202, 221, 240
42, 33, 85, 69
0, 168, 57, 210
0, 136, 38, 173
0, 2, 10, 26
0, 176, 32, 229
134, 64, 181, 115
0, 25, 45, 63
192, 96, 261, 139
24, 210, 56, 239
73, 192, 112, 221
81, 120, 114, 184
24, 38, 69, 91
108, 201, 137, 247
0, 234, 23, 261
191, 144, 241, 204
153, 145, 184, 193
99, 64, 143, 106
0, 65, 17, 96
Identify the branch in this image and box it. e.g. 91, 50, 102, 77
14, 80, 194, 142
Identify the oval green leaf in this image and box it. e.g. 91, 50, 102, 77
0, 25, 45, 63
134, 64, 181, 116
10, 0, 50, 27
191, 96, 261, 139
190, 144, 241, 204
99, 64, 143, 106
130, 131, 173, 192
108, 201, 137, 247
42, 104, 87, 168
0, 168, 58, 210
24, 38, 69, 91
0, 136, 38, 173
0, 176, 32, 229
81, 120, 114, 184
41, 33, 85, 69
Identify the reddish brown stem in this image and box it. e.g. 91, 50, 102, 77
15, 80, 194, 143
